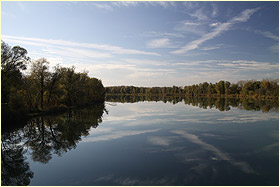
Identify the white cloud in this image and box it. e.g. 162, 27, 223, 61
255, 30, 279, 41
134, 31, 184, 38
91, 1, 176, 10
174, 59, 278, 71
183, 21, 201, 26
171, 7, 260, 54
189, 7, 209, 20
43, 47, 112, 59
209, 22, 221, 27
112, 1, 139, 7
2, 35, 159, 56
147, 1, 176, 8
201, 45, 221, 51
93, 3, 113, 11
174, 21, 207, 36
146, 38, 175, 48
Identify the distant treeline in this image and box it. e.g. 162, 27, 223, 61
106, 95, 278, 113
1, 41, 105, 124
106, 79, 279, 99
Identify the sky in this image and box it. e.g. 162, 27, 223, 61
1, 1, 279, 87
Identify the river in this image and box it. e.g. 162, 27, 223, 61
1, 97, 279, 185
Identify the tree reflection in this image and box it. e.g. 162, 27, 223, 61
1, 102, 106, 185
1, 132, 34, 185
25, 102, 106, 163
106, 95, 278, 112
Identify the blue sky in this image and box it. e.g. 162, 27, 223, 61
1, 1, 279, 86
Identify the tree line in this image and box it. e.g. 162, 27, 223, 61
1, 41, 105, 123
106, 95, 278, 113
106, 79, 279, 99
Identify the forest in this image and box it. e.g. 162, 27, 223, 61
106, 79, 279, 99
1, 41, 105, 125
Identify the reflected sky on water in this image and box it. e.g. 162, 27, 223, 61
1, 99, 279, 186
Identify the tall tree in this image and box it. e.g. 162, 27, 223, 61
1, 41, 30, 103
30, 58, 50, 109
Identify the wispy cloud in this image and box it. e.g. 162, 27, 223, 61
201, 45, 222, 51
171, 7, 260, 54
174, 59, 278, 71
93, 3, 113, 10
211, 3, 218, 17
2, 35, 160, 56
254, 30, 279, 53
91, 1, 176, 10
172, 130, 257, 174
174, 20, 208, 36
147, 136, 172, 146
126, 31, 184, 38
189, 7, 209, 20
147, 1, 176, 8
42, 47, 113, 59
146, 38, 176, 48
82, 129, 160, 143
255, 30, 279, 41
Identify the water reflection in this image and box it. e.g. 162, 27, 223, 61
106, 95, 279, 112
1, 132, 34, 186
172, 130, 256, 174
1, 103, 106, 185
1, 98, 278, 185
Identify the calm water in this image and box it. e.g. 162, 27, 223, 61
2, 98, 279, 186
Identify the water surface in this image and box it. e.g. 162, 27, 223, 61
1, 98, 279, 186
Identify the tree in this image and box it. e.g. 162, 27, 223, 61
215, 80, 225, 95
224, 81, 231, 95
46, 65, 62, 107
30, 58, 50, 109
207, 83, 216, 95
1, 41, 30, 103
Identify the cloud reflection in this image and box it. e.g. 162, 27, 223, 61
147, 136, 172, 146
172, 130, 257, 174
82, 129, 160, 143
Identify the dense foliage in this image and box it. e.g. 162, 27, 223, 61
106, 79, 279, 99
1, 41, 105, 121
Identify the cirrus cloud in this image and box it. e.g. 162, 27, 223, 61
171, 7, 260, 54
